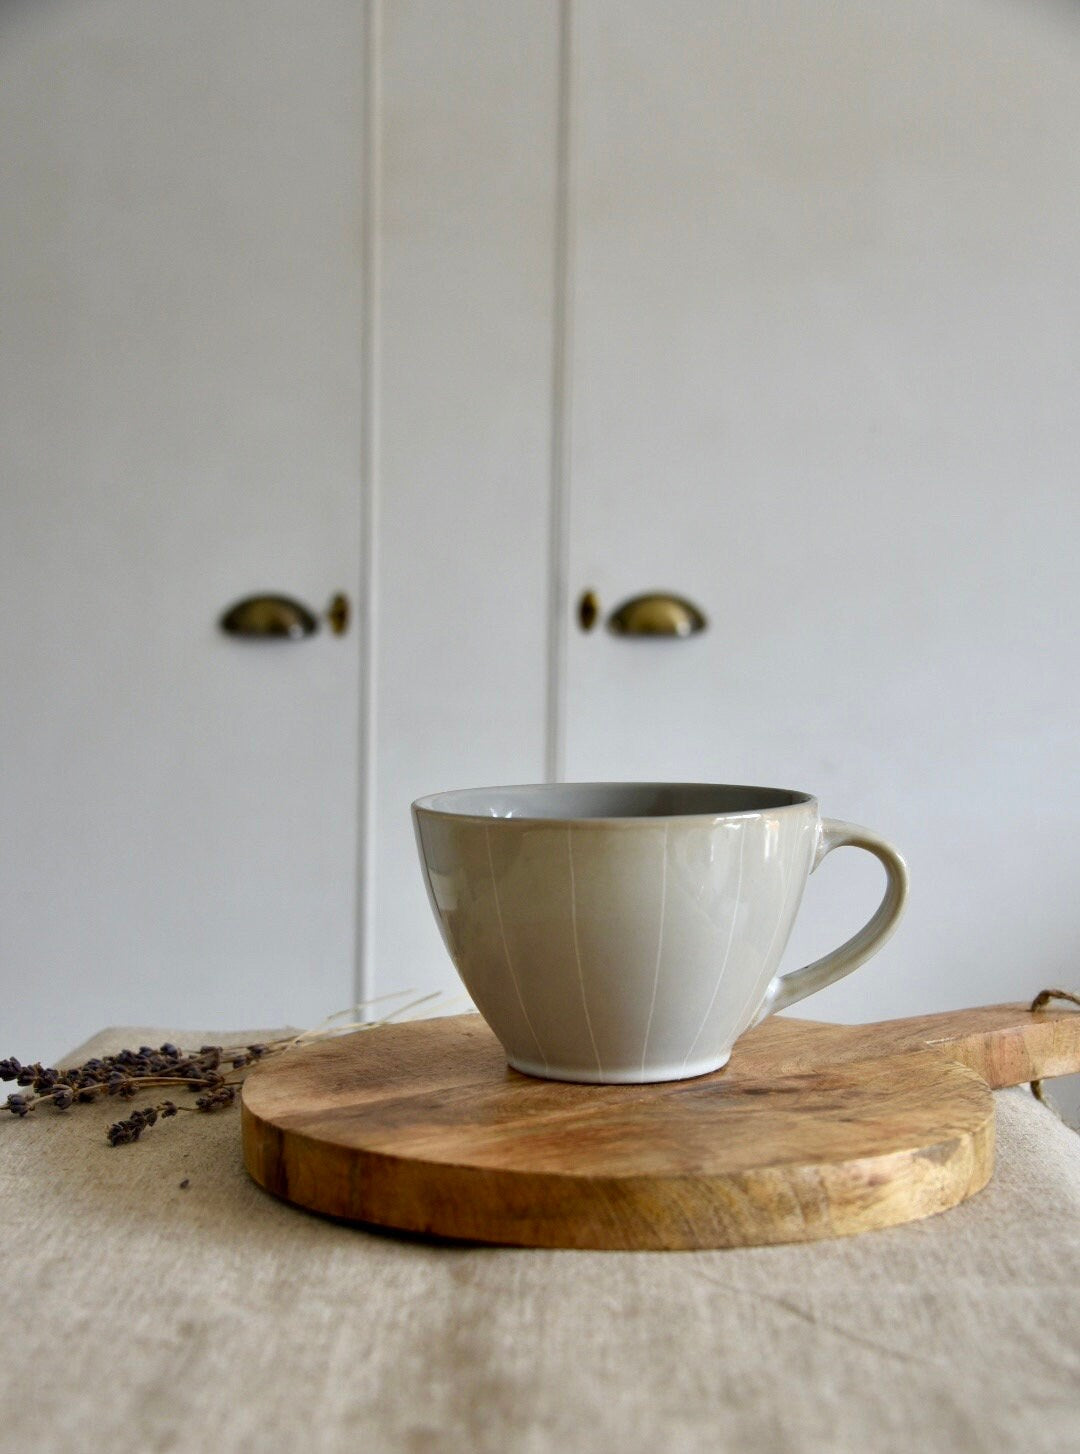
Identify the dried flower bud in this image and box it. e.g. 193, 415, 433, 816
0, 1058, 22, 1081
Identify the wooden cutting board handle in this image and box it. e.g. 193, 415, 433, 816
774, 1000, 1080, 1087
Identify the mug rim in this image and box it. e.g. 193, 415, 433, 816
412, 781, 817, 827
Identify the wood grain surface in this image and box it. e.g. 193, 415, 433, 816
241, 1002, 1080, 1249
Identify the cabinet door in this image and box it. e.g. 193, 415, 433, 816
0, 1, 366, 1058
563, 0, 1080, 1020
367, 1, 560, 1008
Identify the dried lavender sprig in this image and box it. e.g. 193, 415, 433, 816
107, 1101, 180, 1146
2, 1038, 281, 1113
2, 988, 453, 1143
3, 991, 439, 1119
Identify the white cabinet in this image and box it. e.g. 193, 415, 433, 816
367, 1, 560, 1010
559, 0, 1080, 1023
0, 1, 368, 1058
365, 0, 1080, 1030
3, 1, 1079, 1059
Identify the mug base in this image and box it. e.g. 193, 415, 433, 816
506, 1051, 732, 1086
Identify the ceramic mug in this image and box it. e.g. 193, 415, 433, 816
413, 782, 908, 1084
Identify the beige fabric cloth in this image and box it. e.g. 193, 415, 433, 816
1, 1026, 1078, 1454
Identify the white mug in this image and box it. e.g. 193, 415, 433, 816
413, 783, 908, 1084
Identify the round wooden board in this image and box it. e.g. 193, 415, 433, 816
242, 1013, 996, 1249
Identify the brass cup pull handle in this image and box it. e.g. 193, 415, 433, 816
607, 592, 707, 638
219, 593, 350, 639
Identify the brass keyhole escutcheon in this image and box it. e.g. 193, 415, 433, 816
578, 590, 600, 632
327, 592, 350, 636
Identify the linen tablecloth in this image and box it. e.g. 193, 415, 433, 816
1, 1025, 1078, 1453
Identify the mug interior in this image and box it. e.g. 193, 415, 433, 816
413, 782, 813, 822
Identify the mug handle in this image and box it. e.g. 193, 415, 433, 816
755, 819, 909, 1022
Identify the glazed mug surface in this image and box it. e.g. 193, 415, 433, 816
412, 782, 908, 1084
